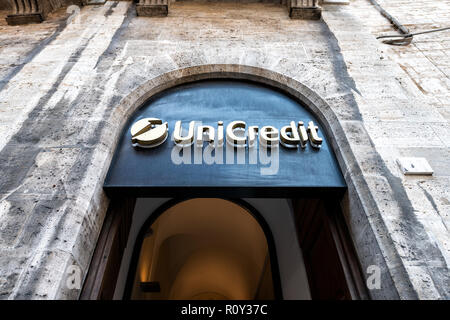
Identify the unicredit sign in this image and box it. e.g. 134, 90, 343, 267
130, 118, 323, 150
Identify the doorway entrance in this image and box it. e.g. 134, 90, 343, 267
81, 79, 368, 300
127, 198, 278, 300
81, 196, 367, 300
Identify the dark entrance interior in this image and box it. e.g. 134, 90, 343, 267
292, 198, 368, 299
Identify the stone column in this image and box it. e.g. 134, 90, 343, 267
6, 0, 48, 25
136, 0, 169, 17
288, 0, 322, 20
5, 0, 84, 25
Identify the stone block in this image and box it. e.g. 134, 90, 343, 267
322, 0, 349, 5
136, 4, 168, 17
5, 0, 84, 25
6, 13, 43, 25
290, 7, 322, 20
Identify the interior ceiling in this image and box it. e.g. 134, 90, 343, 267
138, 198, 271, 300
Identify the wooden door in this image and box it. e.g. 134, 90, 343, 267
293, 198, 368, 300
80, 197, 135, 300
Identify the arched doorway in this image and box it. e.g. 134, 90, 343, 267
127, 198, 280, 300
81, 78, 368, 300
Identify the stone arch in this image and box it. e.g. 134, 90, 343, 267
95, 64, 402, 300
47, 61, 418, 302
109, 64, 345, 164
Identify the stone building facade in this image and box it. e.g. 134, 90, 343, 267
0, 0, 449, 299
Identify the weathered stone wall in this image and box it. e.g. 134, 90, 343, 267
0, 0, 448, 299
323, 0, 450, 299
0, 0, 10, 10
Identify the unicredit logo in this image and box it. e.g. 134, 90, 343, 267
130, 118, 323, 150
130, 118, 169, 148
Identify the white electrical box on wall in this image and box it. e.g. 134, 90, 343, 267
396, 157, 434, 175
